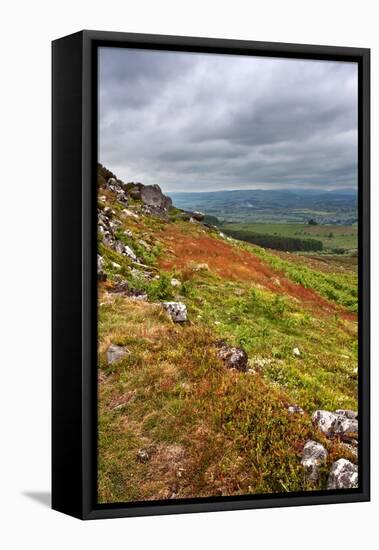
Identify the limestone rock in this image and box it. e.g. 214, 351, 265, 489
312, 410, 358, 442
162, 302, 187, 322
217, 345, 248, 372
335, 409, 358, 420
301, 440, 328, 481
293, 347, 301, 357
97, 255, 107, 281
137, 449, 150, 463
124, 245, 138, 262
106, 344, 129, 365
327, 458, 358, 489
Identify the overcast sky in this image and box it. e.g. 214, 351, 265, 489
99, 47, 358, 192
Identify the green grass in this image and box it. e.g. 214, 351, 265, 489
245, 245, 358, 313
221, 222, 357, 252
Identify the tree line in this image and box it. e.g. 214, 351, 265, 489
223, 229, 323, 252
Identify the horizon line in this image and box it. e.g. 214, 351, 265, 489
165, 186, 357, 194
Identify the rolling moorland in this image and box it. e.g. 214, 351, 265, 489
97, 164, 358, 503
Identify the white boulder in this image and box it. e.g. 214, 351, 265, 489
301, 440, 328, 481
327, 458, 358, 489
312, 410, 358, 441
162, 302, 187, 322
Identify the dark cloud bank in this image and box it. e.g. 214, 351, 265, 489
99, 47, 358, 192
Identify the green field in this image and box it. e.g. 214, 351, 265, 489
221, 222, 358, 253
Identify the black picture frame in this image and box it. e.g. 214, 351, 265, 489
52, 30, 370, 520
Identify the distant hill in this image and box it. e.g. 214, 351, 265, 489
168, 188, 357, 224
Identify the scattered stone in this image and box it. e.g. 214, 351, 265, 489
130, 291, 148, 301
111, 261, 121, 269
106, 344, 129, 365
137, 449, 150, 463
171, 278, 181, 287
288, 404, 304, 415
327, 458, 358, 489
124, 245, 138, 262
293, 347, 301, 357
162, 302, 187, 322
301, 440, 328, 481
312, 410, 358, 442
124, 229, 133, 238
217, 345, 248, 372
114, 240, 125, 255
122, 208, 139, 220
219, 232, 226, 239
97, 255, 107, 281
109, 280, 130, 294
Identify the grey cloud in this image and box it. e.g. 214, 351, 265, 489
99, 47, 358, 192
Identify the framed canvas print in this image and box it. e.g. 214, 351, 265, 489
52, 30, 370, 519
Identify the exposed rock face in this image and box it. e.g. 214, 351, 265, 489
162, 302, 187, 322
217, 345, 248, 372
301, 440, 328, 481
327, 458, 358, 489
106, 344, 129, 365
129, 182, 172, 218
312, 410, 358, 442
109, 280, 130, 294
106, 177, 129, 205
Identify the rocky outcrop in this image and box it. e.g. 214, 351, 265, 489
312, 410, 358, 443
327, 458, 358, 489
216, 343, 248, 372
162, 302, 187, 322
178, 210, 205, 222
301, 440, 328, 481
106, 177, 129, 206
128, 182, 172, 218
108, 280, 148, 301
106, 344, 129, 365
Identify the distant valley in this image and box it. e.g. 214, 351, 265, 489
169, 188, 357, 225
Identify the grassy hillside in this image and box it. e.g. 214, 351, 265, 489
97, 169, 358, 503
